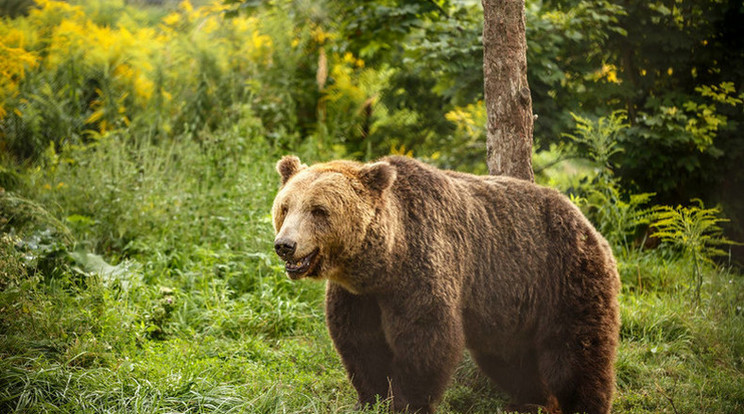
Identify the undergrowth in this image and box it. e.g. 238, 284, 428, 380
1, 131, 743, 413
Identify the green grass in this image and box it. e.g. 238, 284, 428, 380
1, 133, 743, 413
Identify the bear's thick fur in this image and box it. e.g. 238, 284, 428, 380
271, 155, 620, 414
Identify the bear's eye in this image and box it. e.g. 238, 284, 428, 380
280, 205, 288, 217
311, 206, 329, 219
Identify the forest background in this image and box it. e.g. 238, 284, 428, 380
1, 0, 743, 412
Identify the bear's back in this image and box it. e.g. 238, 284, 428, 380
380, 156, 617, 346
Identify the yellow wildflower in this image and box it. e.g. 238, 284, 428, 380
311, 26, 329, 44
163, 12, 181, 27
134, 76, 154, 102
0, 28, 38, 103
179, 0, 194, 14
202, 17, 219, 34
590, 64, 621, 84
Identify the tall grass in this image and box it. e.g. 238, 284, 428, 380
0, 130, 342, 412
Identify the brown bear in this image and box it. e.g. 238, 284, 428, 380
271, 155, 620, 414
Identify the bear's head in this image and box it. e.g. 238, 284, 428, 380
271, 156, 396, 286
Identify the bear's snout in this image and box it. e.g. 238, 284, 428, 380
274, 238, 296, 260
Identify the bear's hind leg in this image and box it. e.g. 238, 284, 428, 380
538, 335, 616, 414
471, 350, 549, 412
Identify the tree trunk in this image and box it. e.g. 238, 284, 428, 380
482, 0, 534, 181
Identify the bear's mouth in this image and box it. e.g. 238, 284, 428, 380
285, 248, 320, 279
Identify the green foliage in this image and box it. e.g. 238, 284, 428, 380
606, 1, 744, 214
526, 0, 628, 142
334, 0, 451, 61
651, 200, 740, 303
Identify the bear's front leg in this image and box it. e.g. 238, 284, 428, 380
380, 295, 465, 413
325, 282, 394, 408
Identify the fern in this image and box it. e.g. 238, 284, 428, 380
582, 181, 655, 256
562, 109, 628, 174
651, 199, 740, 304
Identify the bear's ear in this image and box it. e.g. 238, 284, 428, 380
359, 161, 396, 194
276, 155, 305, 185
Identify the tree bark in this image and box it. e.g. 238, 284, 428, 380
482, 0, 534, 181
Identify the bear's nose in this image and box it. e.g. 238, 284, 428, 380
274, 238, 297, 260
